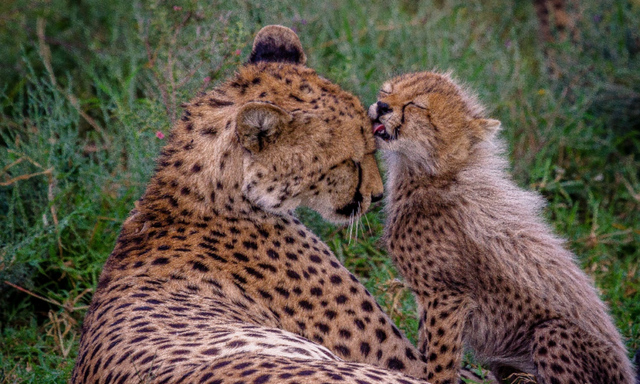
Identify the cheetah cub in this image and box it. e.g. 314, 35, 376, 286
368, 71, 635, 384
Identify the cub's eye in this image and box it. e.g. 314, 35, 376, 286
380, 83, 392, 94
406, 101, 427, 110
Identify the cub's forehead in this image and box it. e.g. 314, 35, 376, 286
378, 71, 485, 118
380, 82, 393, 94
379, 72, 456, 99
378, 74, 425, 98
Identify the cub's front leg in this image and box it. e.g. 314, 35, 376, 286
417, 292, 471, 384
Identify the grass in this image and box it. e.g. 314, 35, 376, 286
1, 0, 639, 382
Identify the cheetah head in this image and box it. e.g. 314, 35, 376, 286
236, 26, 384, 223
368, 71, 501, 176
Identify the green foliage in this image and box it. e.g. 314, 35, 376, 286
1, 0, 639, 382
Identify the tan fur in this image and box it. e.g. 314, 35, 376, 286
370, 71, 634, 384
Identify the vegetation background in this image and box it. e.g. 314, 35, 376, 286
0, 0, 639, 382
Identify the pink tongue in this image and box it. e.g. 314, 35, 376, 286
373, 123, 386, 135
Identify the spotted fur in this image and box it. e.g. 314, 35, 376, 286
369, 71, 635, 384
71, 26, 458, 384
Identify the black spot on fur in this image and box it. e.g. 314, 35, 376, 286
360, 342, 371, 357
375, 329, 387, 343
191, 261, 209, 272
387, 357, 405, 370
152, 257, 170, 265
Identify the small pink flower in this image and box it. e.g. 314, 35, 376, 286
234, 49, 242, 56
203, 76, 211, 83
156, 131, 165, 139
173, 5, 182, 11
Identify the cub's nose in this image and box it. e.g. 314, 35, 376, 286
376, 101, 392, 116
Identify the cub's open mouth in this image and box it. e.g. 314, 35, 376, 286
372, 122, 392, 141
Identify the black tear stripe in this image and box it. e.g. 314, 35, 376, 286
335, 161, 363, 216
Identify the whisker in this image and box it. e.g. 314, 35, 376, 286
353, 203, 360, 242
363, 211, 372, 235
348, 211, 354, 245
351, 207, 355, 242
357, 202, 364, 240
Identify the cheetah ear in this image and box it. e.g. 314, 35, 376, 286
248, 25, 307, 65
237, 102, 292, 153
470, 118, 501, 141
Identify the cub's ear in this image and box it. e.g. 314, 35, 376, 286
237, 102, 292, 153
470, 118, 501, 141
248, 25, 307, 65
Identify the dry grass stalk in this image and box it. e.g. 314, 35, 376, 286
45, 310, 77, 358
506, 372, 538, 384
383, 278, 409, 320
36, 17, 109, 144
3, 281, 92, 313
2, 149, 62, 255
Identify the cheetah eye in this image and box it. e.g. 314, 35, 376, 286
400, 102, 428, 124
403, 101, 427, 112
410, 100, 428, 110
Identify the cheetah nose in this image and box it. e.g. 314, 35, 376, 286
376, 101, 392, 116
371, 193, 383, 203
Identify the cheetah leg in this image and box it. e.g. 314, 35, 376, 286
417, 303, 496, 384
532, 319, 625, 384
417, 293, 470, 384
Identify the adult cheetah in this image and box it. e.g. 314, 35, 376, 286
369, 71, 635, 384
71, 26, 496, 384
